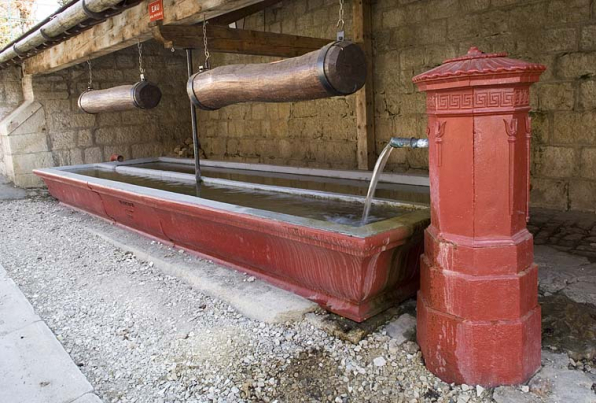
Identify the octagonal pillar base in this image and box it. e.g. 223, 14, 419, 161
417, 293, 541, 387
417, 227, 541, 386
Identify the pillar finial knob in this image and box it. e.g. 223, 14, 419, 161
467, 46, 482, 55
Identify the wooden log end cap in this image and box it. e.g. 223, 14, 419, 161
132, 81, 162, 109
322, 41, 367, 95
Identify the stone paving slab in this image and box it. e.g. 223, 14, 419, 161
493, 351, 596, 403
0, 263, 102, 403
530, 207, 596, 260
536, 245, 596, 306
85, 224, 318, 324
0, 175, 27, 200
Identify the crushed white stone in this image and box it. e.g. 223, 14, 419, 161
0, 197, 581, 403
384, 313, 416, 345
373, 356, 386, 367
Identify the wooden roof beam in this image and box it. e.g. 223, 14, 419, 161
151, 24, 332, 58
22, 0, 270, 75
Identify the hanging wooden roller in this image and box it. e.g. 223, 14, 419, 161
78, 81, 162, 114
187, 41, 367, 110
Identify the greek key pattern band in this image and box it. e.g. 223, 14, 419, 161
427, 87, 530, 111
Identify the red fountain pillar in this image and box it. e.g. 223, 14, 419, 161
413, 47, 546, 386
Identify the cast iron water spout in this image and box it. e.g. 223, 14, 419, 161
390, 137, 429, 149
361, 137, 429, 224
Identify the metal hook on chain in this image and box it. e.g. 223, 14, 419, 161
86, 59, 93, 90
336, 0, 345, 40
202, 14, 211, 70
138, 40, 146, 81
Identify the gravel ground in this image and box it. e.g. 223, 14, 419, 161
0, 197, 538, 403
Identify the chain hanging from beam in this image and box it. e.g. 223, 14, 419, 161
336, 0, 345, 40
138, 40, 146, 80
202, 14, 211, 70
86, 59, 93, 90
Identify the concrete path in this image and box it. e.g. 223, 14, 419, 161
85, 224, 318, 324
0, 263, 102, 403
0, 175, 27, 200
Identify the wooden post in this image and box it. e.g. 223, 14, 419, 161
353, 0, 375, 170
186, 48, 201, 190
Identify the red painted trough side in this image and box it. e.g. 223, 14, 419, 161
35, 169, 428, 322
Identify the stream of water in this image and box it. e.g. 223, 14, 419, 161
361, 143, 395, 224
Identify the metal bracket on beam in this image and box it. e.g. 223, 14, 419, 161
39, 28, 55, 42
82, 0, 106, 20
13, 45, 26, 58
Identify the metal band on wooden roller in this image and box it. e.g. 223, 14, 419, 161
81, 0, 106, 20
13, 45, 26, 58
78, 81, 162, 114
187, 41, 367, 111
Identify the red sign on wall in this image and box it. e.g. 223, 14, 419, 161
149, 0, 164, 22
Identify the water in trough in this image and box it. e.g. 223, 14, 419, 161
73, 167, 424, 227
131, 161, 430, 205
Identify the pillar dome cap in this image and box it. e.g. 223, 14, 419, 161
413, 47, 546, 85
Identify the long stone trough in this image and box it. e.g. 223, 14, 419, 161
34, 158, 430, 322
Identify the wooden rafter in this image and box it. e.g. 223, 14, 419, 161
151, 24, 332, 58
